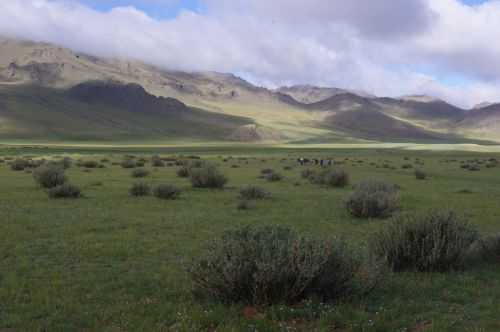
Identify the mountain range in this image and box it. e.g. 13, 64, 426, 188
1, 36, 499, 144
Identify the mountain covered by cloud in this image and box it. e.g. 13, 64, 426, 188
1, 0, 500, 108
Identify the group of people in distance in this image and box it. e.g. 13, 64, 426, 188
297, 158, 334, 167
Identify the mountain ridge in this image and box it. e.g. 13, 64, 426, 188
0, 36, 498, 144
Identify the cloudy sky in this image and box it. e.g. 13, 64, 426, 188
1, 0, 499, 108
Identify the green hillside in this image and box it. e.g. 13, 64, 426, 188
0, 83, 253, 143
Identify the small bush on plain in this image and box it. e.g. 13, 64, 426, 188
239, 185, 271, 200
121, 159, 136, 169
129, 182, 151, 197
265, 172, 283, 182
33, 165, 67, 188
48, 183, 82, 199
131, 168, 150, 178
190, 165, 227, 189
415, 169, 427, 180
154, 184, 181, 200
370, 210, 477, 272
346, 180, 400, 218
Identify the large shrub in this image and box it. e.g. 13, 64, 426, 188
189, 226, 376, 305
48, 183, 82, 199
370, 210, 478, 272
154, 184, 181, 200
346, 180, 400, 218
190, 164, 227, 189
33, 166, 67, 188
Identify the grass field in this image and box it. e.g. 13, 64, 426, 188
1, 146, 500, 331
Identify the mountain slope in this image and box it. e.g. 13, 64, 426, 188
0, 37, 497, 144
458, 103, 500, 140
0, 82, 253, 142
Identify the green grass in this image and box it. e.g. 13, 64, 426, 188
1, 147, 500, 331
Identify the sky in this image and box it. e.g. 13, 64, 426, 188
1, 0, 499, 108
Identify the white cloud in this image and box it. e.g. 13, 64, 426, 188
1, 0, 500, 108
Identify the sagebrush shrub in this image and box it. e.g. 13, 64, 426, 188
345, 181, 400, 218
11, 158, 31, 171
190, 165, 227, 189
237, 199, 256, 210
370, 210, 477, 272
60, 157, 72, 169
176, 160, 206, 178
265, 172, 283, 182
177, 166, 190, 178
129, 182, 151, 197
301, 169, 316, 179
152, 157, 165, 167
189, 226, 372, 305
260, 168, 274, 175
82, 160, 99, 169
33, 166, 67, 188
415, 169, 427, 180
48, 183, 82, 199
474, 234, 500, 263
311, 169, 350, 188
131, 168, 150, 178
239, 185, 271, 200
121, 159, 136, 169
154, 184, 181, 200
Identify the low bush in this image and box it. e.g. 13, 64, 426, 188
152, 157, 165, 167
154, 184, 181, 200
177, 166, 190, 178
260, 168, 274, 175
81, 160, 99, 169
10, 158, 31, 171
33, 166, 67, 188
301, 168, 316, 179
370, 210, 477, 272
48, 183, 82, 199
131, 168, 150, 178
345, 180, 400, 218
415, 169, 427, 180
129, 182, 151, 197
265, 172, 283, 182
311, 169, 350, 188
474, 234, 500, 263
190, 165, 227, 189
239, 185, 271, 200
177, 160, 206, 178
60, 157, 72, 169
121, 159, 136, 169
189, 226, 375, 305
237, 200, 256, 210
